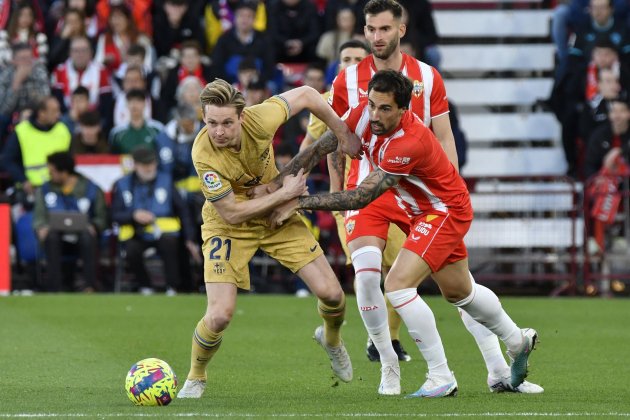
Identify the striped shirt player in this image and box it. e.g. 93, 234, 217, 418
342, 101, 472, 271
329, 53, 449, 191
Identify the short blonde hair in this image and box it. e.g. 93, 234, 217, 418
199, 78, 246, 116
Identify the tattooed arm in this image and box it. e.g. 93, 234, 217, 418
326, 149, 346, 193
246, 130, 340, 199
270, 130, 340, 189
269, 169, 401, 227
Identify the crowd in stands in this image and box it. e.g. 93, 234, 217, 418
549, 0, 630, 181
0, 0, 442, 294
549, 0, 630, 263
9, 0, 629, 295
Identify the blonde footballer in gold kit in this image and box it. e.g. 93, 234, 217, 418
177, 79, 361, 398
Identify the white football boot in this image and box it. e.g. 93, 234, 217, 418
177, 379, 206, 398
313, 326, 353, 382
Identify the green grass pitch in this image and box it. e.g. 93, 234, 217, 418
1, 294, 629, 419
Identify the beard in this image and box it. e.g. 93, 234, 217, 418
371, 37, 399, 60
370, 122, 386, 135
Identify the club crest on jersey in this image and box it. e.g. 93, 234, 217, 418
203, 171, 222, 191
413, 80, 424, 98
346, 219, 355, 234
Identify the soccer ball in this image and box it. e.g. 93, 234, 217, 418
125, 358, 178, 406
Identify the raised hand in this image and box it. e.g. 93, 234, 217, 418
336, 128, 362, 160
281, 168, 308, 199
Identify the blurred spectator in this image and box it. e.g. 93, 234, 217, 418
112, 43, 161, 112
60, 86, 91, 135
33, 151, 106, 292
156, 103, 201, 181
398, 0, 440, 68
51, 35, 112, 119
585, 97, 630, 178
211, 1, 275, 85
110, 89, 164, 154
113, 65, 162, 126
49, 0, 99, 40
566, 0, 630, 78
175, 76, 204, 120
0, 42, 50, 141
95, 3, 154, 74
244, 79, 270, 107
71, 110, 109, 154
47, 8, 87, 70
95, 0, 153, 37
161, 40, 212, 114
303, 62, 327, 93
323, 0, 368, 35
268, 0, 321, 63
2, 96, 71, 194
152, 0, 205, 58
580, 67, 626, 143
552, 0, 629, 80
204, 0, 267, 53
316, 7, 355, 67
111, 145, 198, 295
233, 56, 261, 91
0, 2, 48, 61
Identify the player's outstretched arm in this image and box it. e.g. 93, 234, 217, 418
280, 86, 361, 159
269, 169, 400, 228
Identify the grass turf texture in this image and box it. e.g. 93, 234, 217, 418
0, 295, 628, 419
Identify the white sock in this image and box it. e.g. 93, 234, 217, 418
352, 246, 397, 364
458, 308, 508, 377
386, 288, 451, 378
454, 275, 523, 353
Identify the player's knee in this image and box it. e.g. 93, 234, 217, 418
317, 285, 344, 307
204, 308, 233, 332
383, 272, 406, 293
442, 288, 469, 303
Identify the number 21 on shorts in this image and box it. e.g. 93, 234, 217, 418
208, 237, 232, 260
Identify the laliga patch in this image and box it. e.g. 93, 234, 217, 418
203, 171, 222, 191
413, 80, 424, 98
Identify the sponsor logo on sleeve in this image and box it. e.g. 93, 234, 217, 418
386, 156, 411, 165
203, 171, 222, 191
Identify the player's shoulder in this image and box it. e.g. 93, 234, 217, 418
243, 96, 289, 121
393, 113, 430, 146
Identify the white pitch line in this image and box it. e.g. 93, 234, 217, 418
1, 413, 630, 418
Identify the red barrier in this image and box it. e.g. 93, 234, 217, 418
0, 203, 10, 295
